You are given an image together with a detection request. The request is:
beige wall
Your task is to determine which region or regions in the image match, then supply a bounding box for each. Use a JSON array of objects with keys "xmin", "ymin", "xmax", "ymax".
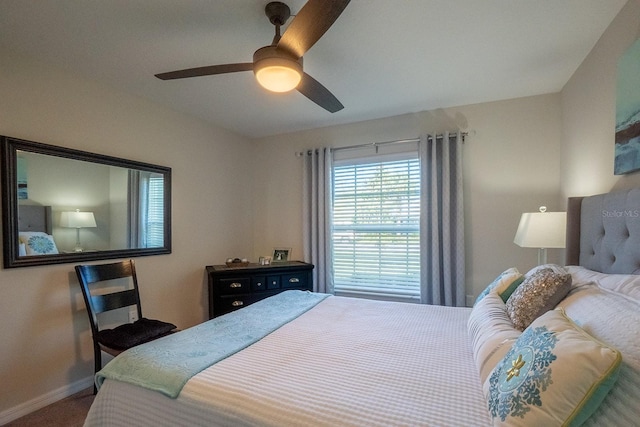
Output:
[
  {"xmin": 561, "ymin": 0, "xmax": 640, "ymax": 199},
  {"xmin": 0, "ymin": 50, "xmax": 253, "ymax": 420},
  {"xmin": 252, "ymin": 93, "xmax": 564, "ymax": 303}
]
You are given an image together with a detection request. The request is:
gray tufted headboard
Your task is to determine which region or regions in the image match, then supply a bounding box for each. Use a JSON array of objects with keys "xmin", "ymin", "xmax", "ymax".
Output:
[
  {"xmin": 565, "ymin": 189, "xmax": 640, "ymax": 274},
  {"xmin": 17, "ymin": 205, "xmax": 53, "ymax": 234}
]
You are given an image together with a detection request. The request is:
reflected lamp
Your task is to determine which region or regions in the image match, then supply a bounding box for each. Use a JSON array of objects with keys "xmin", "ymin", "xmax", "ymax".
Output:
[{"xmin": 60, "ymin": 209, "xmax": 96, "ymax": 252}]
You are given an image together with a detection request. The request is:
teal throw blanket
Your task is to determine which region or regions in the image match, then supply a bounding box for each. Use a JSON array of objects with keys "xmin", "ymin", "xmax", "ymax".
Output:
[{"xmin": 96, "ymin": 290, "xmax": 329, "ymax": 398}]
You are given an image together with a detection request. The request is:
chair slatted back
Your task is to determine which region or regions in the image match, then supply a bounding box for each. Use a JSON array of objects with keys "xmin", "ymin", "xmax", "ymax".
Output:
[
  {"xmin": 90, "ymin": 289, "xmax": 139, "ymax": 314},
  {"xmin": 75, "ymin": 260, "xmax": 143, "ymax": 336}
]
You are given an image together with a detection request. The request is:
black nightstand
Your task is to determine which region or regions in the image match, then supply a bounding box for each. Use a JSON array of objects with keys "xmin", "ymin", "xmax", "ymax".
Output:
[{"xmin": 206, "ymin": 261, "xmax": 314, "ymax": 318}]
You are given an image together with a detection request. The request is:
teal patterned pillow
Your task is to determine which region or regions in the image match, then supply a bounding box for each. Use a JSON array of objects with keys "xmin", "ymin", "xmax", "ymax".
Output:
[
  {"xmin": 475, "ymin": 268, "xmax": 524, "ymax": 306},
  {"xmin": 484, "ymin": 309, "xmax": 621, "ymax": 426},
  {"xmin": 19, "ymin": 232, "xmax": 59, "ymax": 255}
]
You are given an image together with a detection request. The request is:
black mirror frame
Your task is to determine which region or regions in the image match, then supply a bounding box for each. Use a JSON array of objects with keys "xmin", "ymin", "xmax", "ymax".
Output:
[{"xmin": 1, "ymin": 136, "xmax": 172, "ymax": 268}]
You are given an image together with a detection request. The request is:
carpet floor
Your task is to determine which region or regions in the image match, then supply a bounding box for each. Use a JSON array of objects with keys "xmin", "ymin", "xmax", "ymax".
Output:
[{"xmin": 6, "ymin": 388, "xmax": 94, "ymax": 427}]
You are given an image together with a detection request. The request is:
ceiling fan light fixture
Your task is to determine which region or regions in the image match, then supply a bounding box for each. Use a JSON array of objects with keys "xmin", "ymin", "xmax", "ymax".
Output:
[
  {"xmin": 155, "ymin": 0, "xmax": 349, "ymax": 112},
  {"xmin": 253, "ymin": 47, "xmax": 303, "ymax": 92}
]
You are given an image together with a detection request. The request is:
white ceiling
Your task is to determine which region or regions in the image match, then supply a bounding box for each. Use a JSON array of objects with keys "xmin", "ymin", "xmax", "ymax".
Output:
[{"xmin": 0, "ymin": 1, "xmax": 627, "ymax": 139}]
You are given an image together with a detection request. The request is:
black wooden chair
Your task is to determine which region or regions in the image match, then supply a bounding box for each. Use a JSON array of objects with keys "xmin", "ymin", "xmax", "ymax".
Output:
[{"xmin": 75, "ymin": 259, "xmax": 177, "ymax": 393}]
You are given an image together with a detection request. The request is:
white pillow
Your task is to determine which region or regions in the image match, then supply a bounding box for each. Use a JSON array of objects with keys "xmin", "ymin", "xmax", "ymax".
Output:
[
  {"xmin": 556, "ymin": 279, "xmax": 640, "ymax": 425},
  {"xmin": 565, "ymin": 265, "xmax": 640, "ymax": 300},
  {"xmin": 484, "ymin": 308, "xmax": 621, "ymax": 426},
  {"xmin": 468, "ymin": 292, "xmax": 521, "ymax": 383},
  {"xmin": 19, "ymin": 232, "xmax": 59, "ymax": 255}
]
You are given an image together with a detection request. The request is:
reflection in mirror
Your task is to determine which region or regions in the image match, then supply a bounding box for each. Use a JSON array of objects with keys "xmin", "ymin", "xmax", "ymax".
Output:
[{"xmin": 2, "ymin": 136, "xmax": 171, "ymax": 268}]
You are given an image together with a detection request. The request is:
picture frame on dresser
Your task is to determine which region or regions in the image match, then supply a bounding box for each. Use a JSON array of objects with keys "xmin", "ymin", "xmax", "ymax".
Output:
[{"xmin": 272, "ymin": 247, "xmax": 291, "ymax": 262}]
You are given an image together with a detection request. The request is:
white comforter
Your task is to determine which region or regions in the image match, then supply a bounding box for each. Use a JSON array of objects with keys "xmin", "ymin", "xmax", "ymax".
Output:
[{"xmin": 85, "ymin": 295, "xmax": 490, "ymax": 426}]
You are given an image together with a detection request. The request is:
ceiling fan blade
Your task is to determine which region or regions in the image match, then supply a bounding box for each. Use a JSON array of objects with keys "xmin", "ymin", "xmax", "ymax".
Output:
[
  {"xmin": 278, "ymin": 0, "xmax": 350, "ymax": 58},
  {"xmin": 297, "ymin": 73, "xmax": 343, "ymax": 113},
  {"xmin": 155, "ymin": 63, "xmax": 253, "ymax": 80}
]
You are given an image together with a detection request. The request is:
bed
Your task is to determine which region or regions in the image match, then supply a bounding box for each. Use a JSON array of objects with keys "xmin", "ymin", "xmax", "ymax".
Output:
[{"xmin": 84, "ymin": 189, "xmax": 640, "ymax": 426}]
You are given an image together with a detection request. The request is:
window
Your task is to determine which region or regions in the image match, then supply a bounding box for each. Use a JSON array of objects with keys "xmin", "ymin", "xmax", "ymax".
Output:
[
  {"xmin": 145, "ymin": 174, "xmax": 164, "ymax": 247},
  {"xmin": 332, "ymin": 153, "xmax": 420, "ymax": 302},
  {"xmin": 128, "ymin": 171, "xmax": 164, "ymax": 248}
]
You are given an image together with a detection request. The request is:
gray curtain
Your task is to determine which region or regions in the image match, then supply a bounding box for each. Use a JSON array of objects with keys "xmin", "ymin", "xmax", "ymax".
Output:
[
  {"xmin": 419, "ymin": 132, "xmax": 465, "ymax": 306},
  {"xmin": 302, "ymin": 148, "xmax": 334, "ymax": 294}
]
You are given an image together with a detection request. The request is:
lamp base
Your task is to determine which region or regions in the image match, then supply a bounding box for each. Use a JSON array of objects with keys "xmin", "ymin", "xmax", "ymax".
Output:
[
  {"xmin": 538, "ymin": 248, "xmax": 548, "ymax": 265},
  {"xmin": 73, "ymin": 228, "xmax": 84, "ymax": 252}
]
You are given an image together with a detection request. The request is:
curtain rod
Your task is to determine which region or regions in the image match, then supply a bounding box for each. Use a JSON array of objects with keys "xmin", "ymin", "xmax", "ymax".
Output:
[
  {"xmin": 331, "ymin": 137, "xmax": 420, "ymax": 153},
  {"xmin": 296, "ymin": 132, "xmax": 468, "ymax": 157},
  {"xmin": 334, "ymin": 132, "xmax": 468, "ymax": 153}
]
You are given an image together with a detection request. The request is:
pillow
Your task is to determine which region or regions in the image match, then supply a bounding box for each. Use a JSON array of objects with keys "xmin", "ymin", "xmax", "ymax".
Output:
[
  {"xmin": 97, "ymin": 318, "xmax": 177, "ymax": 350},
  {"xmin": 19, "ymin": 232, "xmax": 59, "ymax": 255},
  {"xmin": 484, "ymin": 308, "xmax": 621, "ymax": 426},
  {"xmin": 524, "ymin": 263, "xmax": 569, "ymax": 277},
  {"xmin": 506, "ymin": 267, "xmax": 571, "ymax": 330},
  {"xmin": 555, "ymin": 279, "xmax": 640, "ymax": 425},
  {"xmin": 566, "ymin": 265, "xmax": 640, "ymax": 300},
  {"xmin": 18, "ymin": 231, "xmax": 47, "ymax": 239},
  {"xmin": 468, "ymin": 292, "xmax": 521, "ymax": 383},
  {"xmin": 475, "ymin": 268, "xmax": 524, "ymax": 305}
]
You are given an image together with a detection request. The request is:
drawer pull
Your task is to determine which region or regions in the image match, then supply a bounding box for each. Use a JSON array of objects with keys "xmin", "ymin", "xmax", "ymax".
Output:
[
  {"xmin": 230, "ymin": 282, "xmax": 243, "ymax": 288},
  {"xmin": 289, "ymin": 277, "xmax": 300, "ymax": 283},
  {"xmin": 232, "ymin": 300, "xmax": 244, "ymax": 307}
]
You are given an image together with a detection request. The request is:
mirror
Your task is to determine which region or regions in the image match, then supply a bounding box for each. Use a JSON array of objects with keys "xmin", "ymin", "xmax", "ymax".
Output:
[{"xmin": 2, "ymin": 136, "xmax": 171, "ymax": 268}]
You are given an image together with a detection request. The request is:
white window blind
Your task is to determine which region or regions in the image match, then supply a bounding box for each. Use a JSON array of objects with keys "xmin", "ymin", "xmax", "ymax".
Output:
[
  {"xmin": 146, "ymin": 174, "xmax": 164, "ymax": 247},
  {"xmin": 332, "ymin": 154, "xmax": 420, "ymax": 301}
]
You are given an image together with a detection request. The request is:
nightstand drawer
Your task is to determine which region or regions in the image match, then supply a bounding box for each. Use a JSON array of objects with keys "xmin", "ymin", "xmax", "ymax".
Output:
[
  {"xmin": 282, "ymin": 273, "xmax": 308, "ymax": 288},
  {"xmin": 218, "ymin": 277, "xmax": 250, "ymax": 294}
]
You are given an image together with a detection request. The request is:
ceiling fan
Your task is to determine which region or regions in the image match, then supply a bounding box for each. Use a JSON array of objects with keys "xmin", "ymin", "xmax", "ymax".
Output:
[{"xmin": 155, "ymin": 0, "xmax": 350, "ymax": 113}]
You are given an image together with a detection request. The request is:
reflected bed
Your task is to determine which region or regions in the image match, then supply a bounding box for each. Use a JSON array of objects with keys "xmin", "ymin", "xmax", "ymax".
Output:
[{"xmin": 17, "ymin": 205, "xmax": 59, "ymax": 256}]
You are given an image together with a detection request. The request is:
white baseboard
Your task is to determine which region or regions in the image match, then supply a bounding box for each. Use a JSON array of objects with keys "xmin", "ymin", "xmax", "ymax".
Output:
[{"xmin": 0, "ymin": 376, "xmax": 94, "ymax": 425}]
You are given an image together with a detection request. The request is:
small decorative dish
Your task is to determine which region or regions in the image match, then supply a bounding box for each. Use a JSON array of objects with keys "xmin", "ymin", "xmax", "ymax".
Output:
[{"xmin": 226, "ymin": 258, "xmax": 250, "ymax": 268}]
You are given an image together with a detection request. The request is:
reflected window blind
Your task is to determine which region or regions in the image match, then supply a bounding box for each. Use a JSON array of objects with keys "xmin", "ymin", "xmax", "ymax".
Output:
[
  {"xmin": 332, "ymin": 155, "xmax": 420, "ymax": 300},
  {"xmin": 146, "ymin": 174, "xmax": 164, "ymax": 247}
]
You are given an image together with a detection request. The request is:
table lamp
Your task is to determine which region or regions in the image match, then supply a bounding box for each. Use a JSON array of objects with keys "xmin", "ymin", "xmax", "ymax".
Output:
[
  {"xmin": 60, "ymin": 209, "xmax": 96, "ymax": 252},
  {"xmin": 514, "ymin": 206, "xmax": 566, "ymax": 265}
]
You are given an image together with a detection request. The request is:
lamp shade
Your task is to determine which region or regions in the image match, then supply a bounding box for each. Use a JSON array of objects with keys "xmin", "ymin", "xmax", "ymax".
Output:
[
  {"xmin": 514, "ymin": 209, "xmax": 566, "ymax": 249},
  {"xmin": 60, "ymin": 210, "xmax": 96, "ymax": 228}
]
